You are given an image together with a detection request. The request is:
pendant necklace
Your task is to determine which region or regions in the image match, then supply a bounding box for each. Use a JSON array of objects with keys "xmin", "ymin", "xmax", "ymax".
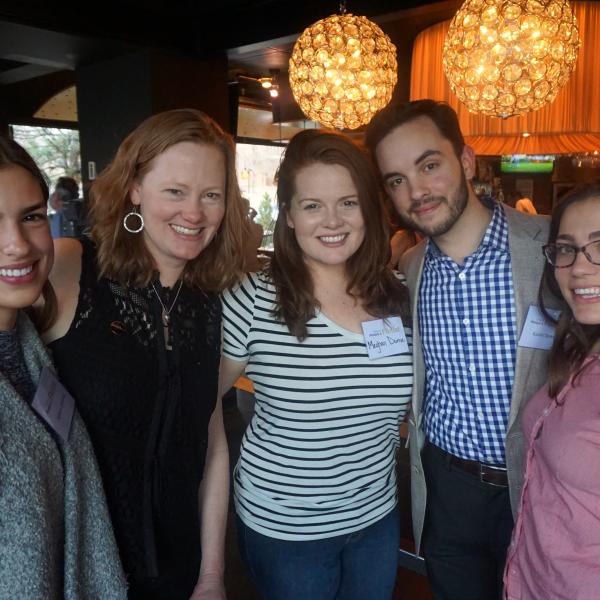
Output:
[{"xmin": 151, "ymin": 279, "xmax": 183, "ymax": 349}]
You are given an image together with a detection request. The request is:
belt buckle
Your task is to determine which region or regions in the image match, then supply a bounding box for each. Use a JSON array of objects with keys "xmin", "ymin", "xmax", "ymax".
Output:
[{"xmin": 479, "ymin": 463, "xmax": 508, "ymax": 488}]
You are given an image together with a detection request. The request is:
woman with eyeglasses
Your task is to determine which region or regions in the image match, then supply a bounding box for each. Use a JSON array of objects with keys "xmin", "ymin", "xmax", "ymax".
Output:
[{"xmin": 504, "ymin": 183, "xmax": 600, "ymax": 600}]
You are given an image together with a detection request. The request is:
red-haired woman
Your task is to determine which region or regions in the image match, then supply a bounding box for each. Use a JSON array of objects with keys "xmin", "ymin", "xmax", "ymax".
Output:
[
  {"xmin": 44, "ymin": 109, "xmax": 248, "ymax": 599},
  {"xmin": 220, "ymin": 129, "xmax": 413, "ymax": 600}
]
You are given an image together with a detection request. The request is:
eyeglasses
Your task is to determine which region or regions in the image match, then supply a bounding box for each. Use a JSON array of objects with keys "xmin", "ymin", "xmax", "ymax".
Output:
[{"xmin": 543, "ymin": 240, "xmax": 600, "ymax": 268}]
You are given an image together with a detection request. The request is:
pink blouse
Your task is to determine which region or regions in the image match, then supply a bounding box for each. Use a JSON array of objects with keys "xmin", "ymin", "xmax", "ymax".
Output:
[{"xmin": 504, "ymin": 355, "xmax": 600, "ymax": 600}]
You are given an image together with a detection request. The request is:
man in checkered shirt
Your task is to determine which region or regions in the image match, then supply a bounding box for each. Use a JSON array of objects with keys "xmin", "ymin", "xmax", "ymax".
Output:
[{"xmin": 367, "ymin": 100, "xmax": 554, "ymax": 600}]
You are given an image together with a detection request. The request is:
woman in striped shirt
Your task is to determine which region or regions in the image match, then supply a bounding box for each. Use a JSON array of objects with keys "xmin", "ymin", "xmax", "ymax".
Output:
[{"xmin": 221, "ymin": 129, "xmax": 413, "ymax": 600}]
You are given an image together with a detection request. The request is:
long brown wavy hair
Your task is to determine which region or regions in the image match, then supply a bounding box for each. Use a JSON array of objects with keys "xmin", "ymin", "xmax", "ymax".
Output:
[
  {"xmin": 88, "ymin": 108, "xmax": 248, "ymax": 292},
  {"xmin": 270, "ymin": 129, "xmax": 410, "ymax": 340},
  {"xmin": 539, "ymin": 183, "xmax": 600, "ymax": 399},
  {"xmin": 0, "ymin": 136, "xmax": 57, "ymax": 332}
]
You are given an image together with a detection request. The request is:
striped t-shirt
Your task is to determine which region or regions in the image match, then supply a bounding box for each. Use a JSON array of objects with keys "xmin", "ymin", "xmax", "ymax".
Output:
[{"xmin": 221, "ymin": 271, "xmax": 413, "ymax": 540}]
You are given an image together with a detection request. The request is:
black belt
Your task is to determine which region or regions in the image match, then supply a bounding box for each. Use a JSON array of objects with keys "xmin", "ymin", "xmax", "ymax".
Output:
[{"xmin": 430, "ymin": 444, "xmax": 509, "ymax": 488}]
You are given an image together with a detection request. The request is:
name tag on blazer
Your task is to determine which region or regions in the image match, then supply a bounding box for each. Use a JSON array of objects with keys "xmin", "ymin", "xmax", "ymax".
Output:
[{"xmin": 517, "ymin": 305, "xmax": 561, "ymax": 351}]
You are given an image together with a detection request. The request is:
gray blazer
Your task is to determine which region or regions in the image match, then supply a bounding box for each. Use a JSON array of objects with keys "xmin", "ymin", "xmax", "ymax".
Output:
[
  {"xmin": 0, "ymin": 313, "xmax": 127, "ymax": 599},
  {"xmin": 403, "ymin": 205, "xmax": 555, "ymax": 555}
]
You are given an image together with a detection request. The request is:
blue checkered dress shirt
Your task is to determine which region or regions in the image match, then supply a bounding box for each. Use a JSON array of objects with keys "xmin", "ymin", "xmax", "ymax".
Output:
[{"xmin": 419, "ymin": 201, "xmax": 516, "ymax": 465}]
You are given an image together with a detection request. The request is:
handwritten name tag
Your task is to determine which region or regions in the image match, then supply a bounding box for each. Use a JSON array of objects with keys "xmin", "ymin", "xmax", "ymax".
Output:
[
  {"xmin": 517, "ymin": 305, "xmax": 561, "ymax": 351},
  {"xmin": 362, "ymin": 316, "xmax": 409, "ymax": 360},
  {"xmin": 32, "ymin": 367, "xmax": 75, "ymax": 442}
]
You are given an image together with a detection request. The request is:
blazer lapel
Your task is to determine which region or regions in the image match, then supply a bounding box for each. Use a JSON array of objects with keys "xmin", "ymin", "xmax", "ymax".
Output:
[
  {"xmin": 505, "ymin": 208, "xmax": 550, "ymax": 427},
  {"xmin": 402, "ymin": 241, "xmax": 427, "ymax": 420}
]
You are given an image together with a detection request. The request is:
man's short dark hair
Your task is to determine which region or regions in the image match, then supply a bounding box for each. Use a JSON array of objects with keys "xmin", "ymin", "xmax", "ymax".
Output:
[
  {"xmin": 55, "ymin": 176, "xmax": 79, "ymax": 200},
  {"xmin": 365, "ymin": 99, "xmax": 466, "ymax": 160}
]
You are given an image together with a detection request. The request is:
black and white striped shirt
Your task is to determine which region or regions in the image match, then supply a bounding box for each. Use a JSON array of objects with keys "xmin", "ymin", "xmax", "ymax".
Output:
[{"xmin": 222, "ymin": 271, "xmax": 413, "ymax": 540}]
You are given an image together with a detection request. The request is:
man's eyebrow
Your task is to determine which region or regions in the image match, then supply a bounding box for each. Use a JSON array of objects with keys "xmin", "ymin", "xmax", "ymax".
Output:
[
  {"xmin": 382, "ymin": 170, "xmax": 402, "ymax": 182},
  {"xmin": 381, "ymin": 150, "xmax": 443, "ymax": 182},
  {"xmin": 414, "ymin": 150, "xmax": 442, "ymax": 165}
]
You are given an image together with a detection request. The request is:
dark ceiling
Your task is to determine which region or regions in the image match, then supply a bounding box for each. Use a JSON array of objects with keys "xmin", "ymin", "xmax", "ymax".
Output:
[
  {"xmin": 0, "ymin": 1, "xmax": 444, "ymax": 58},
  {"xmin": 0, "ymin": 0, "xmax": 462, "ymax": 124},
  {"xmin": 0, "ymin": 0, "xmax": 464, "ymax": 76}
]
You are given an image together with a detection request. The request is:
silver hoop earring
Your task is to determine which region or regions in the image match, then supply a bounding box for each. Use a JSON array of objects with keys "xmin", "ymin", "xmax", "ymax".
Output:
[{"xmin": 123, "ymin": 207, "xmax": 144, "ymax": 233}]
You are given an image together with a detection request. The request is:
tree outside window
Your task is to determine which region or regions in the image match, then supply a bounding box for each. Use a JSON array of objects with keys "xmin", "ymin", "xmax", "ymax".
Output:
[{"xmin": 11, "ymin": 125, "xmax": 81, "ymax": 186}]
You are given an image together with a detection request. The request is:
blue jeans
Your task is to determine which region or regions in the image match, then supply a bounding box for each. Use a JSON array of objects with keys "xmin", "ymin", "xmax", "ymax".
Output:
[{"xmin": 236, "ymin": 507, "xmax": 400, "ymax": 600}]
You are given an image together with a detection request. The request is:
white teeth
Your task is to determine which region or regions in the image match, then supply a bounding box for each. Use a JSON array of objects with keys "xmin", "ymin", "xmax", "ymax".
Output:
[
  {"xmin": 171, "ymin": 224, "xmax": 201, "ymax": 235},
  {"xmin": 574, "ymin": 287, "xmax": 600, "ymax": 297},
  {"xmin": 320, "ymin": 234, "xmax": 346, "ymax": 243},
  {"xmin": 0, "ymin": 265, "xmax": 33, "ymax": 277}
]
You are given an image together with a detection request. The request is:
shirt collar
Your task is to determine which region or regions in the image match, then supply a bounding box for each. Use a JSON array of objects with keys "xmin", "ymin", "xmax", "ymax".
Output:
[{"xmin": 425, "ymin": 198, "xmax": 509, "ymax": 260}]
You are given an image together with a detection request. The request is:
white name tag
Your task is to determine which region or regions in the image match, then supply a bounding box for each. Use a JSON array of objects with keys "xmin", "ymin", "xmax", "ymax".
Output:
[
  {"xmin": 362, "ymin": 316, "xmax": 409, "ymax": 360},
  {"xmin": 32, "ymin": 367, "xmax": 75, "ymax": 442},
  {"xmin": 517, "ymin": 305, "xmax": 561, "ymax": 351}
]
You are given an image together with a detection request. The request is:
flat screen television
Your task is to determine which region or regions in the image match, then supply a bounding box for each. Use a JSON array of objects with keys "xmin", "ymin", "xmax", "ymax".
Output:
[{"xmin": 501, "ymin": 154, "xmax": 555, "ymax": 173}]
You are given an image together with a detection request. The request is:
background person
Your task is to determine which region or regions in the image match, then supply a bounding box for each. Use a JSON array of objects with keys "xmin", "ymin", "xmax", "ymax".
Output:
[
  {"xmin": 49, "ymin": 175, "xmax": 79, "ymax": 238},
  {"xmin": 43, "ymin": 109, "xmax": 248, "ymax": 600},
  {"xmin": 220, "ymin": 129, "xmax": 413, "ymax": 600},
  {"xmin": 504, "ymin": 183, "xmax": 600, "ymax": 599},
  {"xmin": 243, "ymin": 198, "xmax": 265, "ymax": 272},
  {"xmin": 366, "ymin": 99, "xmax": 556, "ymax": 600},
  {"xmin": 0, "ymin": 137, "xmax": 126, "ymax": 599}
]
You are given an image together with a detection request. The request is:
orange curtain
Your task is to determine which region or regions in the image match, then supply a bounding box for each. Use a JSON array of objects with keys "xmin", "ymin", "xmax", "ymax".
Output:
[{"xmin": 410, "ymin": 1, "xmax": 600, "ymax": 155}]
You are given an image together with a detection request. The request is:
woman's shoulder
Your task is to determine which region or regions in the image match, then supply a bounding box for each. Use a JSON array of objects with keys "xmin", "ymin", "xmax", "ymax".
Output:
[
  {"xmin": 221, "ymin": 270, "xmax": 277, "ymax": 323},
  {"xmin": 226, "ymin": 269, "xmax": 274, "ymax": 297},
  {"xmin": 43, "ymin": 238, "xmax": 85, "ymax": 344}
]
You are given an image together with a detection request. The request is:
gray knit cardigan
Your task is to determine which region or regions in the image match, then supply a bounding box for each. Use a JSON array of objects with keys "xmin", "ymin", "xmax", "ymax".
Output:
[{"xmin": 0, "ymin": 313, "xmax": 128, "ymax": 599}]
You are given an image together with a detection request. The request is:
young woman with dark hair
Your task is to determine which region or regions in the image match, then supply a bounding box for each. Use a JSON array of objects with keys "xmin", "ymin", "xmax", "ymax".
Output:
[
  {"xmin": 504, "ymin": 183, "xmax": 600, "ymax": 599},
  {"xmin": 0, "ymin": 137, "xmax": 126, "ymax": 598},
  {"xmin": 220, "ymin": 129, "xmax": 412, "ymax": 600},
  {"xmin": 43, "ymin": 109, "xmax": 248, "ymax": 599}
]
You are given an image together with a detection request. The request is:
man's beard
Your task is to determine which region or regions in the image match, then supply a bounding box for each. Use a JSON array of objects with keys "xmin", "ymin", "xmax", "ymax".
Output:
[{"xmin": 401, "ymin": 171, "xmax": 469, "ymax": 238}]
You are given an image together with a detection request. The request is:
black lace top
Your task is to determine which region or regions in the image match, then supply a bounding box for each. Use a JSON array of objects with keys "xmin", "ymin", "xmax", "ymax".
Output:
[{"xmin": 48, "ymin": 239, "xmax": 221, "ymax": 584}]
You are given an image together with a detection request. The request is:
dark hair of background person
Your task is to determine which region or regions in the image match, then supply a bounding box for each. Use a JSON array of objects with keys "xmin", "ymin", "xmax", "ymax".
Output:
[
  {"xmin": 539, "ymin": 182, "xmax": 600, "ymax": 399},
  {"xmin": 54, "ymin": 176, "xmax": 79, "ymax": 201},
  {"xmin": 0, "ymin": 136, "xmax": 57, "ymax": 331},
  {"xmin": 269, "ymin": 129, "xmax": 411, "ymax": 340},
  {"xmin": 88, "ymin": 108, "xmax": 249, "ymax": 292},
  {"xmin": 365, "ymin": 99, "xmax": 466, "ymax": 160}
]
